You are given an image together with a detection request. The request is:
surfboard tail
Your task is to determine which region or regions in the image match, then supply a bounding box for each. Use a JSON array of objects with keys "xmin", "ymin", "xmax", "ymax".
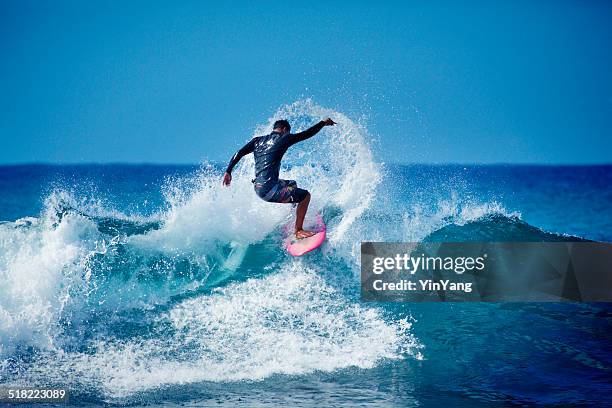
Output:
[
  {"xmin": 285, "ymin": 214, "xmax": 326, "ymax": 256},
  {"xmin": 286, "ymin": 229, "xmax": 326, "ymax": 256}
]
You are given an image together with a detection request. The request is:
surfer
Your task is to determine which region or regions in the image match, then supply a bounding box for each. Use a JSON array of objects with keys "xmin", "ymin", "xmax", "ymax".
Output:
[{"xmin": 223, "ymin": 118, "xmax": 336, "ymax": 239}]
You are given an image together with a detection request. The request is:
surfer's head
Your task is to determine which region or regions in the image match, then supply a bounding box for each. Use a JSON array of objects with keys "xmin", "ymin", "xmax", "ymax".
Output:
[{"xmin": 272, "ymin": 119, "xmax": 291, "ymax": 134}]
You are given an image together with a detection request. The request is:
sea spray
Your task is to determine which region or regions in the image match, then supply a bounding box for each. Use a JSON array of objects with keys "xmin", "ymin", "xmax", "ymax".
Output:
[
  {"xmin": 0, "ymin": 100, "xmax": 424, "ymax": 400},
  {"xmin": 135, "ymin": 99, "xmax": 382, "ymax": 257},
  {"xmin": 0, "ymin": 101, "xmax": 550, "ymax": 402}
]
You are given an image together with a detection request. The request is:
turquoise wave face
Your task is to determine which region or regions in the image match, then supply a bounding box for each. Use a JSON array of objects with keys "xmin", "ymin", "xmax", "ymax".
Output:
[{"xmin": 0, "ymin": 102, "xmax": 611, "ymax": 406}]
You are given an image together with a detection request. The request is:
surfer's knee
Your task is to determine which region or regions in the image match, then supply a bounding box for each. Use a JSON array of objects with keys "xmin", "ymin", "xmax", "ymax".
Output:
[{"xmin": 293, "ymin": 189, "xmax": 309, "ymax": 205}]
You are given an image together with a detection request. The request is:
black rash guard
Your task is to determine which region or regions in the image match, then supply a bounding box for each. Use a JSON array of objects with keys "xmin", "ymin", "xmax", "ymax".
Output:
[{"xmin": 225, "ymin": 121, "xmax": 325, "ymax": 194}]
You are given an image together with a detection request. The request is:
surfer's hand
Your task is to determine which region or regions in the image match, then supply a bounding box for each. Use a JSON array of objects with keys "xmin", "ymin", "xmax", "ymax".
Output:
[
  {"xmin": 222, "ymin": 172, "xmax": 232, "ymax": 186},
  {"xmin": 322, "ymin": 118, "xmax": 336, "ymax": 126}
]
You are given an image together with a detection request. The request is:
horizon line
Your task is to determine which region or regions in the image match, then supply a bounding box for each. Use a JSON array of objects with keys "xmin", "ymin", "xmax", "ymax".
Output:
[{"xmin": 0, "ymin": 161, "xmax": 611, "ymax": 167}]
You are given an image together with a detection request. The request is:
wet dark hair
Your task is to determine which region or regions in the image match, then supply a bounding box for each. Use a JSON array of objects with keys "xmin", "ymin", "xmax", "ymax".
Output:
[{"xmin": 272, "ymin": 119, "xmax": 291, "ymax": 131}]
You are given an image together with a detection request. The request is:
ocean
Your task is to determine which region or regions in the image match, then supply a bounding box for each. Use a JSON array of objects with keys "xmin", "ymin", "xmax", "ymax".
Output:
[{"xmin": 1, "ymin": 102, "xmax": 611, "ymax": 406}]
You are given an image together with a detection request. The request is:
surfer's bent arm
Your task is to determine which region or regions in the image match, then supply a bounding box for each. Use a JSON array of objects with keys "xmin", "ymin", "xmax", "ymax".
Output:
[
  {"xmin": 290, "ymin": 118, "xmax": 336, "ymax": 146},
  {"xmin": 223, "ymin": 138, "xmax": 256, "ymax": 186}
]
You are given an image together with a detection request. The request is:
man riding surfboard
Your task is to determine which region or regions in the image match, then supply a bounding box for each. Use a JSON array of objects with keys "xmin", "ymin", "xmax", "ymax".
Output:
[{"xmin": 222, "ymin": 118, "xmax": 336, "ymax": 239}]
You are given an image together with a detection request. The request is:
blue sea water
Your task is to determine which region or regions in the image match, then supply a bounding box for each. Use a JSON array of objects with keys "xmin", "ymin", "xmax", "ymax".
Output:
[{"xmin": 0, "ymin": 102, "xmax": 611, "ymax": 406}]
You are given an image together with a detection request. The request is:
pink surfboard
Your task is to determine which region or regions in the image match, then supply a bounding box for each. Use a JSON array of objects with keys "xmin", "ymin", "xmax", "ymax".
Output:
[{"xmin": 285, "ymin": 216, "xmax": 326, "ymax": 256}]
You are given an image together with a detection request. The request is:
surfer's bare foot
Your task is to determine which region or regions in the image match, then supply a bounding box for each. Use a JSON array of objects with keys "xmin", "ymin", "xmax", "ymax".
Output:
[{"xmin": 295, "ymin": 229, "xmax": 316, "ymax": 239}]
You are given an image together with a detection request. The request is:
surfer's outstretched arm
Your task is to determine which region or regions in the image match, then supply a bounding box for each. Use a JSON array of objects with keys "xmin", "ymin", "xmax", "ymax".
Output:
[
  {"xmin": 290, "ymin": 118, "xmax": 336, "ymax": 146},
  {"xmin": 223, "ymin": 138, "xmax": 256, "ymax": 186}
]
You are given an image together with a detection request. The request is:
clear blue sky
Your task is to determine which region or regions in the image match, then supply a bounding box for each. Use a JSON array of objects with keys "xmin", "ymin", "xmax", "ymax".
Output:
[{"xmin": 1, "ymin": 0, "xmax": 611, "ymax": 164}]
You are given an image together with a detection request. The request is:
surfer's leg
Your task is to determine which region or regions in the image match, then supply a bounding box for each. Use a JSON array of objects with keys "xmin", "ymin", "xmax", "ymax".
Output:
[
  {"xmin": 295, "ymin": 192, "xmax": 315, "ymax": 239},
  {"xmin": 258, "ymin": 180, "xmax": 315, "ymax": 238}
]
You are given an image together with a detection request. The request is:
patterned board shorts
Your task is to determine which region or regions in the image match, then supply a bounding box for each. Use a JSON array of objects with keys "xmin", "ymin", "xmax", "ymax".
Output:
[{"xmin": 255, "ymin": 179, "xmax": 309, "ymax": 204}]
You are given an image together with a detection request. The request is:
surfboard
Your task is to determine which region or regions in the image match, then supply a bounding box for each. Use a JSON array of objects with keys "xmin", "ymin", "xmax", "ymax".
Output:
[{"xmin": 285, "ymin": 216, "xmax": 326, "ymax": 256}]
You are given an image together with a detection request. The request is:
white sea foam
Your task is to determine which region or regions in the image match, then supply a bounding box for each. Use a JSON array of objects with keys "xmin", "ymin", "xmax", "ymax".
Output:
[
  {"xmin": 401, "ymin": 197, "xmax": 522, "ymax": 242},
  {"xmin": 0, "ymin": 210, "xmax": 101, "ymax": 355},
  {"xmin": 21, "ymin": 264, "xmax": 422, "ymax": 398}
]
